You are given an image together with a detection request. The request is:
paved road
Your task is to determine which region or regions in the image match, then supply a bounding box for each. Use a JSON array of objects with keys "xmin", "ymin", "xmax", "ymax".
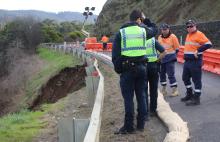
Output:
[
  {"xmin": 100, "ymin": 51, "xmax": 220, "ymax": 141},
  {"xmin": 164, "ymin": 63, "xmax": 220, "ymax": 142}
]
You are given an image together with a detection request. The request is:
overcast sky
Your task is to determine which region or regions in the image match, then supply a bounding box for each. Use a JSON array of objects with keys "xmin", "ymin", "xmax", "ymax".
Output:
[{"xmin": 0, "ymin": 0, "xmax": 107, "ymax": 15}]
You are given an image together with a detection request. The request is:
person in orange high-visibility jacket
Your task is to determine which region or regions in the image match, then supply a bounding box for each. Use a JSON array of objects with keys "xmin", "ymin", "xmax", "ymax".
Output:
[
  {"xmin": 181, "ymin": 20, "xmax": 212, "ymax": 106},
  {"xmin": 101, "ymin": 35, "xmax": 109, "ymax": 50},
  {"xmin": 158, "ymin": 23, "xmax": 180, "ymax": 97}
]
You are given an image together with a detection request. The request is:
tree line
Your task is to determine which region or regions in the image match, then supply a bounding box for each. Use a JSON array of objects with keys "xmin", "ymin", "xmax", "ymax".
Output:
[{"xmin": 0, "ymin": 17, "xmax": 93, "ymax": 77}]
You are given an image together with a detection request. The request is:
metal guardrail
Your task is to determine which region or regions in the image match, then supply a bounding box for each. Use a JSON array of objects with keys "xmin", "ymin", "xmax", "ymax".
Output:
[{"xmin": 42, "ymin": 43, "xmax": 105, "ymax": 142}]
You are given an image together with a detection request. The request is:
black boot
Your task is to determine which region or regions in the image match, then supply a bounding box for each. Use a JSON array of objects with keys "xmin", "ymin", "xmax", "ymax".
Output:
[
  {"xmin": 144, "ymin": 115, "xmax": 149, "ymax": 121},
  {"xmin": 181, "ymin": 88, "xmax": 193, "ymax": 102},
  {"xmin": 136, "ymin": 115, "xmax": 145, "ymax": 132},
  {"xmin": 136, "ymin": 122, "xmax": 145, "ymax": 132},
  {"xmin": 114, "ymin": 115, "xmax": 135, "ymax": 134},
  {"xmin": 150, "ymin": 111, "xmax": 158, "ymax": 117},
  {"xmin": 185, "ymin": 95, "xmax": 200, "ymax": 106},
  {"xmin": 114, "ymin": 126, "xmax": 135, "ymax": 134}
]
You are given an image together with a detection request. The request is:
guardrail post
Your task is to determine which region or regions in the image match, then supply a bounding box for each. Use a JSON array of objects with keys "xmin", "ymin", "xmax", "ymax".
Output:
[
  {"xmin": 82, "ymin": 53, "xmax": 86, "ymax": 63},
  {"xmin": 63, "ymin": 42, "xmax": 66, "ymax": 53},
  {"xmin": 85, "ymin": 57, "xmax": 94, "ymax": 66},
  {"xmin": 85, "ymin": 65, "xmax": 99, "ymax": 107},
  {"xmin": 58, "ymin": 118, "xmax": 90, "ymax": 142},
  {"xmin": 58, "ymin": 118, "xmax": 74, "ymax": 142},
  {"xmin": 73, "ymin": 49, "xmax": 76, "ymax": 56},
  {"xmin": 85, "ymin": 65, "xmax": 95, "ymax": 76},
  {"xmin": 73, "ymin": 118, "xmax": 90, "ymax": 142},
  {"xmin": 59, "ymin": 45, "xmax": 62, "ymax": 52},
  {"xmin": 77, "ymin": 50, "xmax": 82, "ymax": 58},
  {"xmin": 85, "ymin": 76, "xmax": 99, "ymax": 107},
  {"xmin": 52, "ymin": 44, "xmax": 55, "ymax": 51},
  {"xmin": 55, "ymin": 45, "xmax": 58, "ymax": 51}
]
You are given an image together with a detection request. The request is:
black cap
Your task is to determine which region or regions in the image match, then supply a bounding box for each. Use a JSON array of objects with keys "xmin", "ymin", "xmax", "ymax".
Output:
[
  {"xmin": 186, "ymin": 19, "xmax": 196, "ymax": 25},
  {"xmin": 160, "ymin": 23, "xmax": 170, "ymax": 29}
]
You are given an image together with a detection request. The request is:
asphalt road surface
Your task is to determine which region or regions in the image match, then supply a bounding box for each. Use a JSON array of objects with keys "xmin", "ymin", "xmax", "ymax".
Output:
[
  {"xmin": 102, "ymin": 51, "xmax": 220, "ymax": 142},
  {"xmin": 164, "ymin": 63, "xmax": 220, "ymax": 142}
]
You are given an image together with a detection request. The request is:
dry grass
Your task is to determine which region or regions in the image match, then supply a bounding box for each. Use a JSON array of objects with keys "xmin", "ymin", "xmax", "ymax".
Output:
[
  {"xmin": 0, "ymin": 48, "xmax": 44, "ymax": 94},
  {"xmin": 0, "ymin": 48, "xmax": 45, "ymax": 115}
]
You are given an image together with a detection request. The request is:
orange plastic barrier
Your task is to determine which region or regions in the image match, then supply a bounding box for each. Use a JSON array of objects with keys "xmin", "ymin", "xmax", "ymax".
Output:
[
  {"xmin": 85, "ymin": 43, "xmax": 102, "ymax": 51},
  {"xmin": 84, "ymin": 37, "xmax": 113, "ymax": 52},
  {"xmin": 85, "ymin": 37, "xmax": 97, "ymax": 43},
  {"xmin": 177, "ymin": 46, "xmax": 220, "ymax": 75},
  {"xmin": 106, "ymin": 43, "xmax": 113, "ymax": 51},
  {"xmin": 202, "ymin": 49, "xmax": 220, "ymax": 75},
  {"xmin": 85, "ymin": 37, "xmax": 99, "ymax": 51}
]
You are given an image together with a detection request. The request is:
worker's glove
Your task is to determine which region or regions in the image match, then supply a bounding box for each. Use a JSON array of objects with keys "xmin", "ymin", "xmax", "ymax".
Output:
[{"xmin": 143, "ymin": 18, "xmax": 152, "ymax": 26}]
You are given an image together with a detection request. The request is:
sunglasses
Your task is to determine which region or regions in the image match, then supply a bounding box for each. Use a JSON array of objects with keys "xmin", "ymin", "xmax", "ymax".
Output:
[{"xmin": 187, "ymin": 25, "xmax": 194, "ymax": 28}]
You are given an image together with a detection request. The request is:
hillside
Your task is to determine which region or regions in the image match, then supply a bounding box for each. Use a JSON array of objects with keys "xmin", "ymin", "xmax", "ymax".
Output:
[
  {"xmin": 0, "ymin": 9, "xmax": 97, "ymax": 24},
  {"xmin": 94, "ymin": 0, "xmax": 220, "ymax": 37}
]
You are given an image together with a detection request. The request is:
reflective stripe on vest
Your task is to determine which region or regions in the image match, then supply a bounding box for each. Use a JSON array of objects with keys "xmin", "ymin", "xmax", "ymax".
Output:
[
  {"xmin": 185, "ymin": 41, "xmax": 201, "ymax": 46},
  {"xmin": 120, "ymin": 26, "xmax": 147, "ymax": 57},
  {"xmin": 184, "ymin": 41, "xmax": 201, "ymax": 55},
  {"xmin": 166, "ymin": 51, "xmax": 176, "ymax": 54},
  {"xmin": 146, "ymin": 37, "xmax": 158, "ymax": 62},
  {"xmin": 162, "ymin": 43, "xmax": 173, "ymax": 49}
]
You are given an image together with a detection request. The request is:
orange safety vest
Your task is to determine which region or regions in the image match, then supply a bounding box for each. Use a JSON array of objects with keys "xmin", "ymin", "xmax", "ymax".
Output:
[
  {"xmin": 101, "ymin": 36, "xmax": 109, "ymax": 43},
  {"xmin": 158, "ymin": 34, "xmax": 179, "ymax": 54},
  {"xmin": 184, "ymin": 30, "xmax": 211, "ymax": 55}
]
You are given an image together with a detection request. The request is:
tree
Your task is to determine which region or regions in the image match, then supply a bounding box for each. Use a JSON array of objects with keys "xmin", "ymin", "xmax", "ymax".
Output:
[
  {"xmin": 1, "ymin": 17, "xmax": 43, "ymax": 53},
  {"xmin": 68, "ymin": 31, "xmax": 85, "ymax": 41},
  {"xmin": 42, "ymin": 25, "xmax": 63, "ymax": 43},
  {"xmin": 0, "ymin": 17, "xmax": 43, "ymax": 77}
]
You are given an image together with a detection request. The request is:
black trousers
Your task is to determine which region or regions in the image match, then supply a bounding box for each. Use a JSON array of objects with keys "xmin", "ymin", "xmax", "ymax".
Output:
[
  {"xmin": 146, "ymin": 62, "xmax": 159, "ymax": 112},
  {"xmin": 103, "ymin": 42, "xmax": 107, "ymax": 50},
  {"xmin": 120, "ymin": 64, "xmax": 147, "ymax": 129}
]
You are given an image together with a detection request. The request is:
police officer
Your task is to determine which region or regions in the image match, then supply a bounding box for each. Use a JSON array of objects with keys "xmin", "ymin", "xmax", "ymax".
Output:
[
  {"xmin": 145, "ymin": 37, "xmax": 165, "ymax": 117},
  {"xmin": 158, "ymin": 23, "xmax": 180, "ymax": 97},
  {"xmin": 181, "ymin": 20, "xmax": 212, "ymax": 106},
  {"xmin": 112, "ymin": 10, "xmax": 157, "ymax": 134}
]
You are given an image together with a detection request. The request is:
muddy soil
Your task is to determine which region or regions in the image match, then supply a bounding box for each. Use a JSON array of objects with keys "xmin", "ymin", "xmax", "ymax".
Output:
[
  {"xmin": 32, "ymin": 87, "xmax": 92, "ymax": 142},
  {"xmin": 32, "ymin": 65, "xmax": 90, "ymax": 142},
  {"xmin": 29, "ymin": 65, "xmax": 86, "ymax": 110}
]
